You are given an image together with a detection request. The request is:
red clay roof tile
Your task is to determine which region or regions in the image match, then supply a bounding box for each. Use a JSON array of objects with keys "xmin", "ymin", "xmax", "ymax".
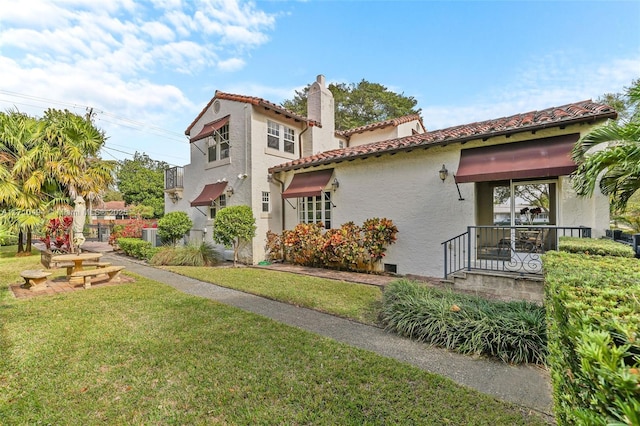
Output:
[
  {"xmin": 185, "ymin": 91, "xmax": 316, "ymax": 135},
  {"xmin": 269, "ymin": 100, "xmax": 617, "ymax": 173},
  {"xmin": 337, "ymin": 114, "xmax": 426, "ymax": 137}
]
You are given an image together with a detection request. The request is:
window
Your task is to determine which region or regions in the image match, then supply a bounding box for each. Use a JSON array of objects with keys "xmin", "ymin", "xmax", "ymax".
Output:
[
  {"xmin": 208, "ymin": 123, "xmax": 230, "ymax": 162},
  {"xmin": 267, "ymin": 120, "xmax": 295, "ymax": 154},
  {"xmin": 298, "ymin": 191, "xmax": 331, "ymax": 229},
  {"xmin": 284, "ymin": 127, "xmax": 295, "ymax": 153},
  {"xmin": 209, "ymin": 194, "xmax": 227, "ymax": 219},
  {"xmin": 267, "ymin": 121, "xmax": 279, "ymax": 150},
  {"xmin": 261, "ymin": 191, "xmax": 270, "ymax": 213}
]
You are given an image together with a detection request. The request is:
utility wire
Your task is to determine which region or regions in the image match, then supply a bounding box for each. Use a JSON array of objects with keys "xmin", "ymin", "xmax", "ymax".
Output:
[{"xmin": 0, "ymin": 90, "xmax": 188, "ymax": 142}]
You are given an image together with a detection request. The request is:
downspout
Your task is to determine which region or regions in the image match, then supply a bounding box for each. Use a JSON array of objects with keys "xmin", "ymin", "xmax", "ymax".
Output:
[
  {"xmin": 271, "ymin": 172, "xmax": 286, "ymax": 231},
  {"xmin": 298, "ymin": 123, "xmax": 310, "ymax": 158},
  {"xmin": 244, "ymin": 104, "xmax": 250, "ymax": 177}
]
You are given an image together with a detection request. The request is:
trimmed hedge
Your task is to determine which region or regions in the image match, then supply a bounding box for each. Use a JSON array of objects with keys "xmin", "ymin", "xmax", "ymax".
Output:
[
  {"xmin": 381, "ymin": 280, "xmax": 547, "ymax": 364},
  {"xmin": 543, "ymin": 251, "xmax": 640, "ymax": 425},
  {"xmin": 117, "ymin": 237, "xmax": 157, "ymax": 261},
  {"xmin": 559, "ymin": 236, "xmax": 635, "ymax": 257}
]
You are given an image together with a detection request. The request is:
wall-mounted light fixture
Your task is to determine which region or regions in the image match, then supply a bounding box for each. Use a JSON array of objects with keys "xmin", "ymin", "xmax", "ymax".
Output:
[
  {"xmin": 439, "ymin": 164, "xmax": 449, "ymax": 182},
  {"xmin": 225, "ymin": 186, "xmax": 234, "ymax": 197},
  {"xmin": 331, "ymin": 177, "xmax": 340, "ymax": 191},
  {"xmin": 168, "ymin": 192, "xmax": 181, "ymax": 203}
]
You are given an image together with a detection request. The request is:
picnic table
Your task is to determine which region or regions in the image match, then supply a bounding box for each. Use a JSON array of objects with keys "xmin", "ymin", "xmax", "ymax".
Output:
[{"xmin": 51, "ymin": 253, "xmax": 104, "ymax": 274}]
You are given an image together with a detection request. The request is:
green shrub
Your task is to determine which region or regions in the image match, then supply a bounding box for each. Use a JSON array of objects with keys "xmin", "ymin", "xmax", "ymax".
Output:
[
  {"xmin": 157, "ymin": 212, "xmax": 192, "ymax": 245},
  {"xmin": 381, "ymin": 279, "xmax": 547, "ymax": 364},
  {"xmin": 150, "ymin": 242, "xmax": 219, "ymax": 266},
  {"xmin": 0, "ymin": 232, "xmax": 18, "ymax": 246},
  {"xmin": 543, "ymin": 251, "xmax": 640, "ymax": 425},
  {"xmin": 559, "ymin": 236, "xmax": 634, "ymax": 257},
  {"xmin": 212, "ymin": 205, "xmax": 256, "ymax": 266},
  {"xmin": 117, "ymin": 237, "xmax": 154, "ymax": 260}
]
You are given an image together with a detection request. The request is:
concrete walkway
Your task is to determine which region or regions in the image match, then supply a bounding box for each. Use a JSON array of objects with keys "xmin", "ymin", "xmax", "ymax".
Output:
[{"xmin": 99, "ymin": 250, "xmax": 554, "ymax": 420}]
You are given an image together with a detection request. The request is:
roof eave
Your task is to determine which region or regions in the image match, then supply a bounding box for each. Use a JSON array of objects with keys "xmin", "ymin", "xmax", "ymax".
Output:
[{"xmin": 269, "ymin": 112, "xmax": 617, "ymax": 174}]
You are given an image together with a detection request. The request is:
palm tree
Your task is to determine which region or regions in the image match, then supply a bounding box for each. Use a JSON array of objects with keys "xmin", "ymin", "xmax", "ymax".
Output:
[
  {"xmin": 0, "ymin": 110, "xmax": 43, "ymax": 253},
  {"xmin": 0, "ymin": 109, "xmax": 116, "ymax": 254},
  {"xmin": 572, "ymin": 80, "xmax": 640, "ymax": 211}
]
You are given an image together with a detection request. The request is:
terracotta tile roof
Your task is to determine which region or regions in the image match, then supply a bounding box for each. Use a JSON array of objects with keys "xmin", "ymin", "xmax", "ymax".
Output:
[
  {"xmin": 185, "ymin": 90, "xmax": 317, "ymax": 135},
  {"xmin": 269, "ymin": 100, "xmax": 617, "ymax": 173},
  {"xmin": 337, "ymin": 114, "xmax": 426, "ymax": 137},
  {"xmin": 94, "ymin": 200, "xmax": 127, "ymax": 210}
]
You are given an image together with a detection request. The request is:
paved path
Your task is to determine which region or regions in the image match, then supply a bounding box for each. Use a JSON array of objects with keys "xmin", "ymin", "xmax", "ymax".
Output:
[{"xmin": 102, "ymin": 252, "xmax": 554, "ymax": 420}]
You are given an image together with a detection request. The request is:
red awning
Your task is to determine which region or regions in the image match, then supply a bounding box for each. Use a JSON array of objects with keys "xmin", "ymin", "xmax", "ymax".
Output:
[
  {"xmin": 282, "ymin": 169, "xmax": 334, "ymax": 198},
  {"xmin": 191, "ymin": 115, "xmax": 230, "ymax": 142},
  {"xmin": 190, "ymin": 182, "xmax": 227, "ymax": 207},
  {"xmin": 455, "ymin": 134, "xmax": 580, "ymax": 183}
]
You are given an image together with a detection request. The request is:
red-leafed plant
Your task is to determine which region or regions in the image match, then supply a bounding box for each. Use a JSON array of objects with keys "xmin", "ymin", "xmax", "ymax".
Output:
[
  {"xmin": 267, "ymin": 218, "xmax": 398, "ymax": 272},
  {"xmin": 41, "ymin": 216, "xmax": 73, "ymax": 252},
  {"xmin": 109, "ymin": 218, "xmax": 157, "ymax": 246},
  {"xmin": 362, "ymin": 217, "xmax": 399, "ymax": 263}
]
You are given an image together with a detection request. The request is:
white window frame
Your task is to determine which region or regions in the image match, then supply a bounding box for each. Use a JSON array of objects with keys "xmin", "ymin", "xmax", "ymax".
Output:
[
  {"xmin": 208, "ymin": 123, "xmax": 230, "ymax": 163},
  {"xmin": 209, "ymin": 194, "xmax": 227, "ymax": 219},
  {"xmin": 267, "ymin": 120, "xmax": 295, "ymax": 154},
  {"xmin": 298, "ymin": 191, "xmax": 332, "ymax": 229},
  {"xmin": 261, "ymin": 191, "xmax": 270, "ymax": 213}
]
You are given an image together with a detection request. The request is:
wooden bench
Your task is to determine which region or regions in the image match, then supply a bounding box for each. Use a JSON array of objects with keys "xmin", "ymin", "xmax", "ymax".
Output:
[
  {"xmin": 70, "ymin": 266, "xmax": 125, "ymax": 289},
  {"xmin": 20, "ymin": 269, "xmax": 52, "ymax": 290}
]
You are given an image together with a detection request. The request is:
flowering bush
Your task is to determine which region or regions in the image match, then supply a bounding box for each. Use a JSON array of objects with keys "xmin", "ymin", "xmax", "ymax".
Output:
[
  {"xmin": 282, "ymin": 223, "xmax": 324, "ymax": 266},
  {"xmin": 267, "ymin": 218, "xmax": 398, "ymax": 272},
  {"xmin": 109, "ymin": 218, "xmax": 157, "ymax": 246},
  {"xmin": 362, "ymin": 218, "xmax": 399, "ymax": 263},
  {"xmin": 265, "ymin": 230, "xmax": 283, "ymax": 261},
  {"xmin": 40, "ymin": 216, "xmax": 73, "ymax": 252}
]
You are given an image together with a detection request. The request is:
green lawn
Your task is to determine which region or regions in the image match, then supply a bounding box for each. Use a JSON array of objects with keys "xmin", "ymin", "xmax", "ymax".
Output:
[
  {"xmin": 164, "ymin": 265, "xmax": 383, "ymax": 324},
  {"xmin": 0, "ymin": 247, "xmax": 546, "ymax": 424}
]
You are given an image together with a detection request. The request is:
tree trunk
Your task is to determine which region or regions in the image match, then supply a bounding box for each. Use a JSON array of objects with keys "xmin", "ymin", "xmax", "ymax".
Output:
[
  {"xmin": 17, "ymin": 230, "xmax": 24, "ymax": 253},
  {"xmin": 26, "ymin": 227, "xmax": 32, "ymax": 253},
  {"xmin": 233, "ymin": 240, "xmax": 238, "ymax": 267}
]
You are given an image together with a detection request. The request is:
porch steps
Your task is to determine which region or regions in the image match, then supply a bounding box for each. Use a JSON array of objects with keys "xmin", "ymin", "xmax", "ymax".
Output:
[{"xmin": 444, "ymin": 270, "xmax": 544, "ymax": 304}]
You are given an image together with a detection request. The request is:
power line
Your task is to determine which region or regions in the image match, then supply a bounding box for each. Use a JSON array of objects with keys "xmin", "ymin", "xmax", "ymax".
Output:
[
  {"xmin": 0, "ymin": 90, "xmax": 189, "ymax": 142},
  {"xmin": 102, "ymin": 145, "xmax": 184, "ymax": 167}
]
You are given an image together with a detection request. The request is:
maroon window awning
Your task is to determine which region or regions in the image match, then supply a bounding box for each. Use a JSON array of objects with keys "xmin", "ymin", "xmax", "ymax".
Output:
[
  {"xmin": 191, "ymin": 115, "xmax": 230, "ymax": 142},
  {"xmin": 190, "ymin": 182, "xmax": 227, "ymax": 207},
  {"xmin": 282, "ymin": 169, "xmax": 334, "ymax": 199},
  {"xmin": 454, "ymin": 134, "xmax": 580, "ymax": 183}
]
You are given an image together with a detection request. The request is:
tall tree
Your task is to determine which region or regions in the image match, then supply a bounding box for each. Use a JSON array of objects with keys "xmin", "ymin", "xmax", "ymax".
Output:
[
  {"xmin": 0, "ymin": 108, "xmax": 115, "ymax": 254},
  {"xmin": 282, "ymin": 79, "xmax": 421, "ymax": 131},
  {"xmin": 0, "ymin": 110, "xmax": 47, "ymax": 253},
  {"xmin": 572, "ymin": 79, "xmax": 640, "ymax": 211},
  {"xmin": 116, "ymin": 152, "xmax": 168, "ymax": 218}
]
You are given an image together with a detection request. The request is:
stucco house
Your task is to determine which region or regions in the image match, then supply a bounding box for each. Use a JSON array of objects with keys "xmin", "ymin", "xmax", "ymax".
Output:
[{"xmin": 166, "ymin": 74, "xmax": 616, "ymax": 280}]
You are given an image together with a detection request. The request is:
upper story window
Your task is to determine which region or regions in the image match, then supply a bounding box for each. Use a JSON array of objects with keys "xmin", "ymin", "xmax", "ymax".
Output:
[
  {"xmin": 208, "ymin": 123, "xmax": 230, "ymax": 162},
  {"xmin": 267, "ymin": 120, "xmax": 295, "ymax": 154}
]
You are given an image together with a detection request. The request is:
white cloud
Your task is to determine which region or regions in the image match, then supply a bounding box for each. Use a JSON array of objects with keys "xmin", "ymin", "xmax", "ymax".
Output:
[
  {"xmin": 217, "ymin": 57, "xmax": 245, "ymax": 72},
  {"xmin": 422, "ymin": 52, "xmax": 640, "ymax": 131}
]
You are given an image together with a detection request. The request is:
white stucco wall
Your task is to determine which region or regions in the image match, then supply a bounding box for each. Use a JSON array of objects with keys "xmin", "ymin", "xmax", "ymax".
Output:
[
  {"xmin": 278, "ymin": 123, "xmax": 611, "ymax": 278},
  {"xmin": 282, "ymin": 145, "xmax": 474, "ymax": 278},
  {"xmin": 348, "ymin": 119, "xmax": 424, "ymax": 147},
  {"xmin": 165, "ymin": 98, "xmax": 309, "ymax": 264}
]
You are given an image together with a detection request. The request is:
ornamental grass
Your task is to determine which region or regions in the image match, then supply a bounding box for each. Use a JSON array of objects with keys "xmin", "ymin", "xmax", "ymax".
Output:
[{"xmin": 381, "ymin": 279, "xmax": 547, "ymax": 364}]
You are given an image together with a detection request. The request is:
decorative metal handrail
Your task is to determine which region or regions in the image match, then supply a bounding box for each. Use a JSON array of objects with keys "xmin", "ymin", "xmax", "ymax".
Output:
[
  {"xmin": 164, "ymin": 166, "xmax": 184, "ymax": 190},
  {"xmin": 442, "ymin": 225, "xmax": 591, "ymax": 278}
]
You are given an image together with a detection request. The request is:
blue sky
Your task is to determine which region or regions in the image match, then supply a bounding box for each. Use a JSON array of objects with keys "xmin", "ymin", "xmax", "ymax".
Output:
[{"xmin": 0, "ymin": 0, "xmax": 638, "ymax": 166}]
